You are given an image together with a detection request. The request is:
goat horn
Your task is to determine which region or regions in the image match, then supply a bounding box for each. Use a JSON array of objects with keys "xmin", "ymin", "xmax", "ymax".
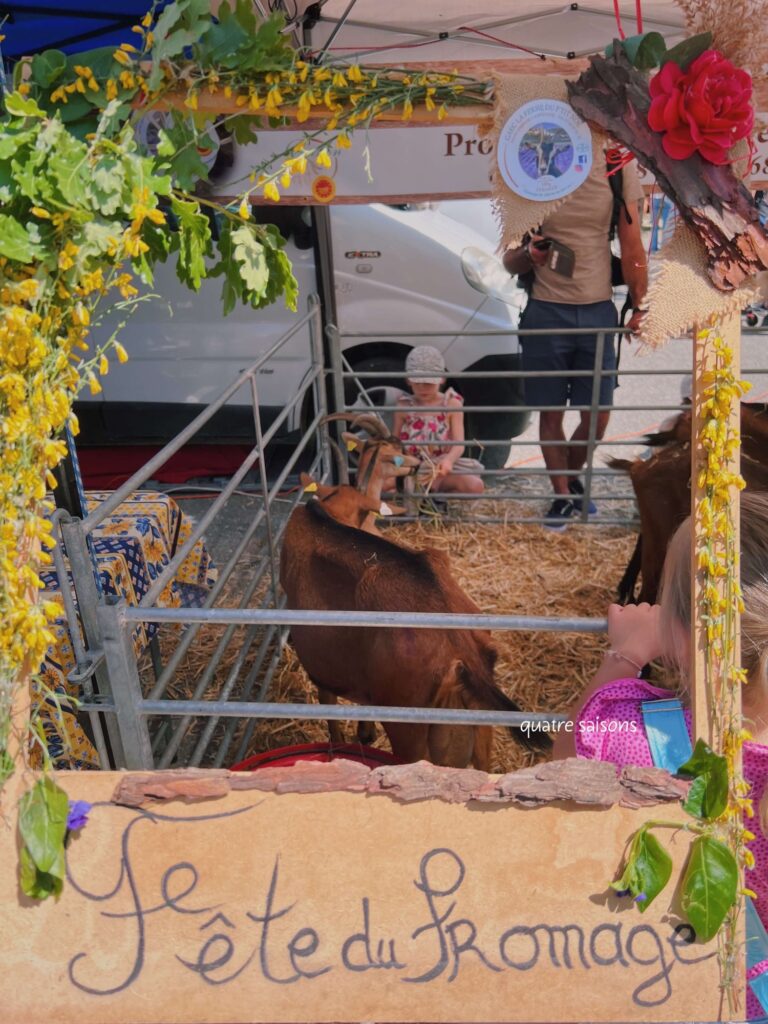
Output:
[
  {"xmin": 349, "ymin": 413, "xmax": 390, "ymax": 438},
  {"xmin": 326, "ymin": 437, "xmax": 350, "ymax": 485},
  {"xmin": 319, "ymin": 411, "xmax": 390, "ymax": 439}
]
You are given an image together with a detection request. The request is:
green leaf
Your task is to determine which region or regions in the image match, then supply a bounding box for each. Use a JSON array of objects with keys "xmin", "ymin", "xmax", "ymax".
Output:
[
  {"xmin": 621, "ymin": 31, "xmax": 667, "ymax": 71},
  {"xmin": 226, "ymin": 114, "xmax": 260, "ymax": 146},
  {"xmin": 234, "ymin": 12, "xmax": 292, "ymax": 72},
  {"xmin": 611, "ymin": 827, "xmax": 672, "ymax": 912},
  {"xmin": 682, "ymin": 775, "xmax": 709, "ymax": 818},
  {"xmin": 30, "ymin": 50, "xmax": 68, "ymax": 89},
  {"xmin": 678, "ymin": 739, "xmax": 729, "ymax": 820},
  {"xmin": 678, "ymin": 738, "xmax": 721, "ymax": 777},
  {"xmin": 171, "ymin": 194, "xmax": 212, "ymax": 290},
  {"xmin": 20, "ymin": 844, "xmax": 64, "ymax": 900},
  {"xmin": 271, "ymin": 248, "xmax": 297, "ymax": 311},
  {"xmin": 198, "ymin": 5, "xmax": 251, "ymax": 66},
  {"xmin": 663, "ymin": 32, "xmax": 713, "ymax": 72},
  {"xmin": 210, "ymin": 219, "xmax": 242, "ymax": 315},
  {"xmin": 51, "ymin": 132, "xmax": 90, "ymax": 206},
  {"xmin": 231, "ymin": 225, "xmax": 269, "ymax": 298},
  {"xmin": 0, "ymin": 215, "xmax": 35, "ymax": 262},
  {"xmin": 149, "ymin": 0, "xmax": 212, "ymax": 89},
  {"xmin": 4, "ymin": 92, "xmax": 46, "ymax": 119},
  {"xmin": 154, "ymin": 113, "xmax": 210, "ymax": 189},
  {"xmin": 685, "ymin": 768, "xmax": 728, "ymax": 820},
  {"xmin": 0, "ymin": 128, "xmax": 37, "ymax": 160},
  {"xmin": 88, "ymin": 156, "xmax": 127, "ymax": 215},
  {"xmin": 0, "ymin": 748, "xmax": 14, "ymax": 787},
  {"xmin": 55, "ymin": 94, "xmax": 96, "ymax": 125},
  {"xmin": 681, "ymin": 835, "xmax": 738, "ymax": 941},
  {"xmin": 65, "ymin": 45, "xmax": 120, "ymax": 83},
  {"xmin": 18, "ymin": 777, "xmax": 68, "ymax": 873}
]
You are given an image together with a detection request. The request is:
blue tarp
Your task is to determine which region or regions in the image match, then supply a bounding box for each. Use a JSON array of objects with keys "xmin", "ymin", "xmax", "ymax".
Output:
[{"xmin": 1, "ymin": 2, "xmax": 168, "ymax": 60}]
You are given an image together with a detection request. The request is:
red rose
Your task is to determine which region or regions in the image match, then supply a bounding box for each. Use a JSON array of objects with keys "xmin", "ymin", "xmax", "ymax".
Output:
[{"xmin": 647, "ymin": 50, "xmax": 753, "ymax": 165}]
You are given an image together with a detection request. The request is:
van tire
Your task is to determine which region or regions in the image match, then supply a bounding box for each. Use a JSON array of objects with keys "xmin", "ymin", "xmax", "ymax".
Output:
[
  {"xmin": 453, "ymin": 354, "xmax": 529, "ymax": 471},
  {"xmin": 344, "ymin": 355, "xmax": 405, "ymax": 433},
  {"xmin": 463, "ymin": 412, "xmax": 517, "ymax": 469}
]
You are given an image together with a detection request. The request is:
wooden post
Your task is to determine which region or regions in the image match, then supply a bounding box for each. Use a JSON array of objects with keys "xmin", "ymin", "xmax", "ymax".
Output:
[
  {"xmin": 690, "ymin": 310, "xmax": 744, "ymax": 1019},
  {"xmin": 689, "ymin": 311, "xmax": 742, "ymax": 747}
]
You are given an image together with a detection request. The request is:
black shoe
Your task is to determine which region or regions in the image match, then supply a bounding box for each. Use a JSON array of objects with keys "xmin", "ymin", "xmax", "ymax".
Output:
[
  {"xmin": 568, "ymin": 478, "xmax": 598, "ymax": 516},
  {"xmin": 544, "ymin": 497, "xmax": 576, "ymax": 531}
]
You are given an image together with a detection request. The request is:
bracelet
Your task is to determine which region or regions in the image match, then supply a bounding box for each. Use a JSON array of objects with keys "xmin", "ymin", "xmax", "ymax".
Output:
[
  {"xmin": 631, "ymin": 306, "xmax": 649, "ymax": 314},
  {"xmin": 606, "ymin": 649, "xmax": 645, "ymax": 676}
]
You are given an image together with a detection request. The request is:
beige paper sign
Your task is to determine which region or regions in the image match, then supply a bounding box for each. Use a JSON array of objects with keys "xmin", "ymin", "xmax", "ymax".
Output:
[{"xmin": 0, "ymin": 770, "xmax": 722, "ymax": 1024}]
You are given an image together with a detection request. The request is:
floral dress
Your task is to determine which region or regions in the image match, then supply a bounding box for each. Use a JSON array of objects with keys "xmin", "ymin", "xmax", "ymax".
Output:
[{"xmin": 397, "ymin": 387, "xmax": 462, "ymax": 461}]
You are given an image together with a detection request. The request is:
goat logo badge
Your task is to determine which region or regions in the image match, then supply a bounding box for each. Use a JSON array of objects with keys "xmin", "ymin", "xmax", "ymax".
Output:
[{"xmin": 497, "ymin": 99, "xmax": 593, "ymax": 201}]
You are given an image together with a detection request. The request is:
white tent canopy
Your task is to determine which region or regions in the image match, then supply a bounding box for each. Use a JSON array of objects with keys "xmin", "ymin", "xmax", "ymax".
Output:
[{"xmin": 295, "ymin": 1, "xmax": 686, "ymax": 62}]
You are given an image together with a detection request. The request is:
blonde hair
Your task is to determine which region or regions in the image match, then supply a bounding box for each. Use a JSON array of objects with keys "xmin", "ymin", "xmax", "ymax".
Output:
[
  {"xmin": 658, "ymin": 491, "xmax": 768, "ymax": 691},
  {"xmin": 657, "ymin": 494, "xmax": 768, "ymax": 832}
]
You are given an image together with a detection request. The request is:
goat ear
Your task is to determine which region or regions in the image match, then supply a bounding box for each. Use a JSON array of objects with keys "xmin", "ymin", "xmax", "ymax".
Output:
[
  {"xmin": 313, "ymin": 482, "xmax": 337, "ymax": 499},
  {"xmin": 360, "ymin": 495, "xmax": 383, "ymax": 514},
  {"xmin": 342, "ymin": 431, "xmax": 362, "ymax": 453},
  {"xmin": 379, "ymin": 501, "xmax": 406, "ymax": 517}
]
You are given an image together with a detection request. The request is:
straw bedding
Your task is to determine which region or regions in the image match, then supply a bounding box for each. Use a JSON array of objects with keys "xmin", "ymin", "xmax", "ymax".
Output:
[{"xmin": 141, "ymin": 505, "xmax": 638, "ymax": 773}]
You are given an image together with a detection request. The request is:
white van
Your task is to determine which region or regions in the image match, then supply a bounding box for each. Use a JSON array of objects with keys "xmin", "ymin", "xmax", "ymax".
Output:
[{"xmin": 77, "ymin": 202, "xmax": 528, "ymax": 467}]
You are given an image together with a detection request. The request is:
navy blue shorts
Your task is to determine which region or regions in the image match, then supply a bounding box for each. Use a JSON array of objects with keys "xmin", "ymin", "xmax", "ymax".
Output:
[{"xmin": 518, "ymin": 299, "xmax": 618, "ymax": 409}]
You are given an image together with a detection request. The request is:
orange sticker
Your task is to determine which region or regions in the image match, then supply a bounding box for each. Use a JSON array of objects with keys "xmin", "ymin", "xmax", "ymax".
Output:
[{"xmin": 311, "ymin": 175, "xmax": 336, "ymax": 203}]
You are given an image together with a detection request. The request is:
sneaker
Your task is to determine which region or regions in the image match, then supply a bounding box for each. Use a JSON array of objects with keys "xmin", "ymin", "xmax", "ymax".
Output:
[
  {"xmin": 543, "ymin": 497, "xmax": 576, "ymax": 531},
  {"xmin": 568, "ymin": 478, "xmax": 598, "ymax": 516}
]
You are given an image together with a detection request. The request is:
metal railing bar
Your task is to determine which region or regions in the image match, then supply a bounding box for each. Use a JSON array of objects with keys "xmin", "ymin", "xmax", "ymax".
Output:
[
  {"xmin": 49, "ymin": 512, "xmax": 110, "ymax": 768},
  {"xmin": 337, "ymin": 367, "xmax": 768, "ymax": 379},
  {"xmin": 338, "ymin": 326, "xmax": 768, "ymax": 339},
  {"xmin": 384, "ymin": 491, "xmax": 635, "ymax": 501},
  {"xmin": 337, "ymin": 327, "xmax": 633, "ymax": 339},
  {"xmin": 139, "ymin": 443, "xmax": 262, "ymax": 608},
  {"xmin": 229, "ymin": 633, "xmax": 288, "ymax": 765},
  {"xmin": 156, "ymin": 510, "xmax": 296, "ymax": 766},
  {"xmin": 131, "ymin": 700, "xmax": 570, "ymax": 728},
  {"xmin": 387, "ymin": 515, "xmax": 638, "ymax": 526},
  {"xmin": 263, "ymin": 410, "xmax": 326, "ymax": 506},
  {"xmin": 188, "ymin": 614, "xmax": 281, "ymax": 767},
  {"xmin": 344, "ymin": 403, "xmax": 692, "ymax": 413},
  {"xmin": 122, "ymin": 606, "xmax": 607, "ymax": 631},
  {"xmin": 83, "ymin": 308, "xmax": 318, "ymax": 533},
  {"xmin": 213, "ymin": 617, "xmax": 287, "ymax": 768},
  {"xmin": 137, "ymin": 374, "xmax": 318, "ymax": 609},
  {"xmin": 147, "ymin": 435, "xmax": 324, "ymax": 704}
]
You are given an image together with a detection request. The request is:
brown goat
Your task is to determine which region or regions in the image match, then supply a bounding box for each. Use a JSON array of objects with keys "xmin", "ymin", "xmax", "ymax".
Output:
[
  {"xmin": 280, "ymin": 491, "xmax": 544, "ymax": 768},
  {"xmin": 303, "ymin": 411, "xmax": 420, "ymax": 536},
  {"xmin": 612, "ymin": 403, "xmax": 768, "ymax": 604}
]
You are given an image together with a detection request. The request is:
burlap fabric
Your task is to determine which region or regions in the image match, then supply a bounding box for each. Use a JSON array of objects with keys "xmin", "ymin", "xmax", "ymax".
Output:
[
  {"xmin": 490, "ymin": 73, "xmax": 604, "ymax": 250},
  {"xmin": 639, "ymin": 139, "xmax": 766, "ymax": 347},
  {"xmin": 639, "ymin": 224, "xmax": 763, "ymax": 347}
]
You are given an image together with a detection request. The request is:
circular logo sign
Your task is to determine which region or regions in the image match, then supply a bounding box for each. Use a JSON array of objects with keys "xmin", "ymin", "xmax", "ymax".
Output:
[
  {"xmin": 497, "ymin": 99, "xmax": 592, "ymax": 201},
  {"xmin": 312, "ymin": 175, "xmax": 336, "ymax": 203}
]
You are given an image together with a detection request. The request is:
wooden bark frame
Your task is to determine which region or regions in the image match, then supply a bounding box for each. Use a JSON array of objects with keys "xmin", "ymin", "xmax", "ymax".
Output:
[{"xmin": 0, "ymin": 64, "xmax": 749, "ymax": 1024}]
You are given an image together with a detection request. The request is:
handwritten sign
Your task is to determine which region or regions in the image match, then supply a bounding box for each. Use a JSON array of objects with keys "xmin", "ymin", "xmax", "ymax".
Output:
[{"xmin": 0, "ymin": 771, "xmax": 721, "ymax": 1023}]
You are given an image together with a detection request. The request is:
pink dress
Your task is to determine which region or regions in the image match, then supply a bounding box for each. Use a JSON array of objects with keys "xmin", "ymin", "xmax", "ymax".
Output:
[
  {"xmin": 397, "ymin": 388, "xmax": 462, "ymax": 460},
  {"xmin": 576, "ymin": 678, "xmax": 768, "ymax": 1020}
]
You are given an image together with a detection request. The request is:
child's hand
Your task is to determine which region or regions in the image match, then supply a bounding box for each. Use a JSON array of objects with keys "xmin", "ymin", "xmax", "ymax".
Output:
[
  {"xmin": 606, "ymin": 603, "xmax": 663, "ymax": 668},
  {"xmin": 435, "ymin": 457, "xmax": 453, "ymax": 477}
]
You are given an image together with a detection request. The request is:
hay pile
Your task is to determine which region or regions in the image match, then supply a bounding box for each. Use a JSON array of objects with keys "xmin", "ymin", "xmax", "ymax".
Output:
[{"xmin": 142, "ymin": 510, "xmax": 637, "ymax": 773}]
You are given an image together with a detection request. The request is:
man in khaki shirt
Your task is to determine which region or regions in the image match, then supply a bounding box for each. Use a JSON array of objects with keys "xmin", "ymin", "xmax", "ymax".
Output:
[{"xmin": 503, "ymin": 157, "xmax": 647, "ymax": 529}]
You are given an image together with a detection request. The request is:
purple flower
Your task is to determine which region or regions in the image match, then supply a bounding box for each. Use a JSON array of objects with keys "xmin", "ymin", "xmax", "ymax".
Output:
[
  {"xmin": 66, "ymin": 800, "xmax": 92, "ymax": 831},
  {"xmin": 634, "ymin": 892, "xmax": 648, "ymax": 903}
]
